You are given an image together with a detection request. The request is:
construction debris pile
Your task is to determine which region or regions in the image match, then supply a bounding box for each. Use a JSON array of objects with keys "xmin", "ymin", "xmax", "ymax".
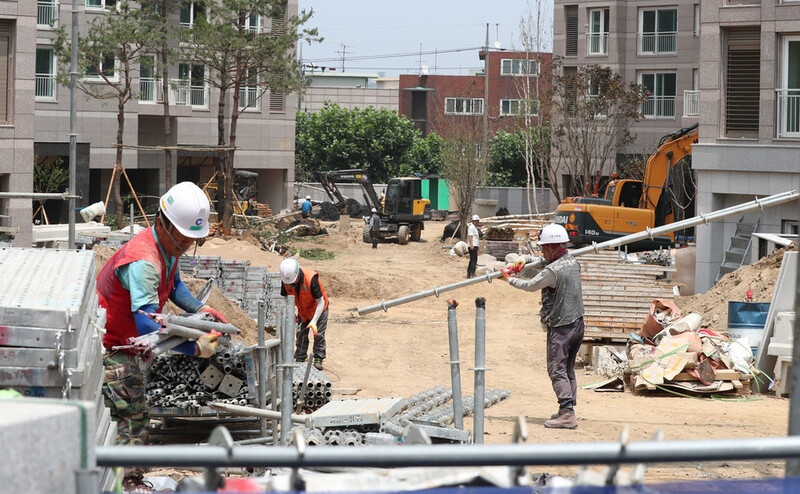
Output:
[{"xmin": 146, "ymin": 342, "xmax": 253, "ymax": 412}]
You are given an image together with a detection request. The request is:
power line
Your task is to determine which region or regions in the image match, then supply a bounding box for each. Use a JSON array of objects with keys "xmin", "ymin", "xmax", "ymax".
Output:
[{"xmin": 304, "ymin": 45, "xmax": 485, "ymax": 64}]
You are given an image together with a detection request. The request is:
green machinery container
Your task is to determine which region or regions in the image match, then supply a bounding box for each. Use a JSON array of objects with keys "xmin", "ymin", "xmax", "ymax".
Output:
[{"xmin": 421, "ymin": 177, "xmax": 449, "ymax": 211}]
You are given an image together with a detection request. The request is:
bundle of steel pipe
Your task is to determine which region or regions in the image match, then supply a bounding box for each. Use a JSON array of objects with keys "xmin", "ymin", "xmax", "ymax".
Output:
[
  {"xmin": 290, "ymin": 365, "xmax": 332, "ymax": 411},
  {"xmin": 421, "ymin": 389, "xmax": 511, "ymax": 425}
]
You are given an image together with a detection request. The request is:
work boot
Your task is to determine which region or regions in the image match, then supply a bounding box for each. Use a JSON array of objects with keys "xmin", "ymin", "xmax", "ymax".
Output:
[
  {"xmin": 313, "ymin": 357, "xmax": 324, "ymax": 371},
  {"xmin": 295, "ymin": 356, "xmax": 306, "ymax": 364},
  {"xmin": 544, "ymin": 409, "xmax": 577, "ymax": 429}
]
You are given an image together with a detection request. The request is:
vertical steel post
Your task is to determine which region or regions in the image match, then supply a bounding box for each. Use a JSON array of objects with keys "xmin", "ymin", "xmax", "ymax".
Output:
[
  {"xmin": 280, "ymin": 296, "xmax": 295, "ymax": 445},
  {"xmin": 257, "ymin": 301, "xmax": 267, "ymax": 437},
  {"xmin": 788, "ymin": 196, "xmax": 800, "ymax": 475},
  {"xmin": 473, "ymin": 297, "xmax": 487, "ymax": 444},
  {"xmin": 68, "ymin": 0, "xmax": 79, "ymax": 249},
  {"xmin": 129, "ymin": 203, "xmax": 134, "ymax": 241},
  {"xmin": 447, "ymin": 299, "xmax": 465, "ymax": 430}
]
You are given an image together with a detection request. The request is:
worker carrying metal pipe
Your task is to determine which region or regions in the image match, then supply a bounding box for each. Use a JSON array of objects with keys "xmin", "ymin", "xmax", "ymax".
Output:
[
  {"xmin": 499, "ymin": 223, "xmax": 584, "ymax": 430},
  {"xmin": 96, "ymin": 182, "xmax": 227, "ymax": 460},
  {"xmin": 280, "ymin": 258, "xmax": 330, "ymax": 370}
]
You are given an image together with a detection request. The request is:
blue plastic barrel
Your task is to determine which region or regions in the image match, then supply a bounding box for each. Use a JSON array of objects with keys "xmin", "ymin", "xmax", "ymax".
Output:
[{"xmin": 728, "ymin": 301, "xmax": 770, "ymax": 355}]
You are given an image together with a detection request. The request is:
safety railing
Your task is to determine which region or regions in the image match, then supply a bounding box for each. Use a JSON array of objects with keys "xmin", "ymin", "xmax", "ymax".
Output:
[
  {"xmin": 37, "ymin": 0, "xmax": 58, "ymax": 29},
  {"xmin": 776, "ymin": 89, "xmax": 800, "ymax": 138},
  {"xmin": 172, "ymin": 79, "xmax": 208, "ymax": 109},
  {"xmin": 138, "ymin": 77, "xmax": 163, "ymax": 103},
  {"xmin": 638, "ymin": 32, "xmax": 677, "ymax": 55},
  {"xmin": 642, "ymin": 95, "xmax": 675, "ymax": 118},
  {"xmin": 683, "ymin": 89, "xmax": 700, "ymax": 117},
  {"xmin": 586, "ymin": 33, "xmax": 608, "ymax": 56},
  {"xmin": 35, "ymin": 74, "xmax": 56, "ymax": 101},
  {"xmin": 238, "ymin": 86, "xmax": 260, "ymax": 110}
]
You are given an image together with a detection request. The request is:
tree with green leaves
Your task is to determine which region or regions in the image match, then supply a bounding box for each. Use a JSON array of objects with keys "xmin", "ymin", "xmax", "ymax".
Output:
[
  {"xmin": 181, "ymin": 0, "xmax": 318, "ymax": 230},
  {"xmin": 550, "ymin": 63, "xmax": 647, "ymax": 201},
  {"xmin": 53, "ymin": 1, "xmax": 159, "ymax": 229},
  {"xmin": 295, "ymin": 102, "xmax": 440, "ymax": 183}
]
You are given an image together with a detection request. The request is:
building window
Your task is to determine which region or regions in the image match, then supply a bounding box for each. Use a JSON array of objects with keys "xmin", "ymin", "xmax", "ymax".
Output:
[
  {"xmin": 86, "ymin": 0, "xmax": 116, "ymax": 10},
  {"xmin": 238, "ymin": 68, "xmax": 260, "ymax": 110},
  {"xmin": 0, "ymin": 21, "xmax": 11, "ymax": 123},
  {"xmin": 246, "ymin": 14, "xmax": 260, "ymax": 34},
  {"xmin": 500, "ymin": 99, "xmax": 538, "ymax": 116},
  {"xmin": 565, "ymin": 5, "xmax": 578, "ymax": 57},
  {"xmin": 501, "ymin": 59, "xmax": 539, "ymax": 76},
  {"xmin": 85, "ymin": 54, "xmax": 116, "ymax": 81},
  {"xmin": 180, "ymin": 1, "xmax": 205, "ymax": 29},
  {"xmin": 778, "ymin": 35, "xmax": 800, "ymax": 138},
  {"xmin": 139, "ymin": 55, "xmax": 159, "ymax": 103},
  {"xmin": 587, "ymin": 8, "xmax": 609, "ymax": 56},
  {"xmin": 638, "ymin": 8, "xmax": 677, "ymax": 55},
  {"xmin": 684, "ymin": 68, "xmax": 699, "ymax": 117},
  {"xmin": 640, "ymin": 72, "xmax": 676, "ymax": 118},
  {"xmin": 177, "ymin": 63, "xmax": 207, "ymax": 108},
  {"xmin": 725, "ymin": 27, "xmax": 760, "ymax": 137},
  {"xmin": 36, "ymin": 48, "xmax": 56, "ymax": 101},
  {"xmin": 693, "ymin": 4, "xmax": 700, "ymax": 37},
  {"xmin": 37, "ymin": 0, "xmax": 59, "ymax": 29},
  {"xmin": 444, "ymin": 97, "xmax": 484, "ymax": 115}
]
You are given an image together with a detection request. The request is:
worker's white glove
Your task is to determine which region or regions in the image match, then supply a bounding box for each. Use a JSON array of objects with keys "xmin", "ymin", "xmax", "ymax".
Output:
[
  {"xmin": 307, "ymin": 321, "xmax": 318, "ymax": 338},
  {"xmin": 195, "ymin": 332, "xmax": 220, "ymax": 358}
]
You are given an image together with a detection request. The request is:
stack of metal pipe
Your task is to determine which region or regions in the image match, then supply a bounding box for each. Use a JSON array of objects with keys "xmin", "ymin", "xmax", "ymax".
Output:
[
  {"xmin": 291, "ymin": 365, "xmax": 332, "ymax": 411},
  {"xmin": 117, "ymin": 312, "xmax": 240, "ymax": 357}
]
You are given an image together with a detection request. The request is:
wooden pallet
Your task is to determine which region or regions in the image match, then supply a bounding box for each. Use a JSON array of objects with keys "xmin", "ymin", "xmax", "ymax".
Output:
[{"xmin": 624, "ymin": 369, "xmax": 752, "ymax": 396}]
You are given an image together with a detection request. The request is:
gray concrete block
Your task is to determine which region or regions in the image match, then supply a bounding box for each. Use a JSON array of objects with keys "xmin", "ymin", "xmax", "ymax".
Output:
[{"xmin": 0, "ymin": 398, "xmax": 97, "ymax": 494}]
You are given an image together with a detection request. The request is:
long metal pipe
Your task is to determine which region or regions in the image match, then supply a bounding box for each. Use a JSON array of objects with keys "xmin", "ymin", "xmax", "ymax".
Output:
[
  {"xmin": 280, "ymin": 296, "xmax": 295, "ymax": 444},
  {"xmin": 257, "ymin": 301, "xmax": 267, "ymax": 437},
  {"xmin": 472, "ymin": 297, "xmax": 487, "ymax": 444},
  {"xmin": 96, "ymin": 436, "xmax": 800, "ymax": 468},
  {"xmin": 208, "ymin": 402, "xmax": 310, "ymax": 426},
  {"xmin": 358, "ymin": 190, "xmax": 800, "ymax": 315},
  {"xmin": 789, "ymin": 190, "xmax": 800, "ymax": 476},
  {"xmin": 0, "ymin": 192, "xmax": 80, "ymax": 200},
  {"xmin": 446, "ymin": 299, "xmax": 464, "ymax": 430},
  {"xmin": 68, "ymin": 0, "xmax": 78, "ymax": 249},
  {"xmin": 167, "ymin": 315, "xmax": 241, "ymax": 334}
]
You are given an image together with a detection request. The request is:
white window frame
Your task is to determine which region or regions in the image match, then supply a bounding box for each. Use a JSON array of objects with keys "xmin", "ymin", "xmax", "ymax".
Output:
[
  {"xmin": 587, "ymin": 8, "xmax": 609, "ymax": 56},
  {"xmin": 778, "ymin": 35, "xmax": 800, "ymax": 138},
  {"xmin": 138, "ymin": 54, "xmax": 160, "ymax": 103},
  {"xmin": 693, "ymin": 4, "xmax": 700, "ymax": 37},
  {"xmin": 500, "ymin": 58, "xmax": 540, "ymax": 76},
  {"xmin": 180, "ymin": 1, "xmax": 205, "ymax": 29},
  {"xmin": 444, "ymin": 97, "xmax": 484, "ymax": 115},
  {"xmin": 85, "ymin": 0, "xmax": 116, "ymax": 11},
  {"xmin": 37, "ymin": 0, "xmax": 59, "ymax": 29},
  {"xmin": 499, "ymin": 98, "xmax": 539, "ymax": 117},
  {"xmin": 84, "ymin": 54, "xmax": 118, "ymax": 82},
  {"xmin": 246, "ymin": 14, "xmax": 260, "ymax": 34},
  {"xmin": 238, "ymin": 68, "xmax": 260, "ymax": 111},
  {"xmin": 35, "ymin": 47, "xmax": 56, "ymax": 101},
  {"xmin": 177, "ymin": 62, "xmax": 208, "ymax": 109},
  {"xmin": 639, "ymin": 71, "xmax": 677, "ymax": 118},
  {"xmin": 638, "ymin": 7, "xmax": 678, "ymax": 55}
]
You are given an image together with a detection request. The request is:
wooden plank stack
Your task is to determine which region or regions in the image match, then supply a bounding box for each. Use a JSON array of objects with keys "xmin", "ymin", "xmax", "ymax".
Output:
[{"xmin": 579, "ymin": 250, "xmax": 675, "ymax": 340}]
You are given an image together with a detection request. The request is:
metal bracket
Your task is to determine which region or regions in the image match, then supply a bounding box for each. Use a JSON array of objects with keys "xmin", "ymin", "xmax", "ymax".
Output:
[{"xmin": 62, "ymin": 369, "xmax": 73, "ymax": 400}]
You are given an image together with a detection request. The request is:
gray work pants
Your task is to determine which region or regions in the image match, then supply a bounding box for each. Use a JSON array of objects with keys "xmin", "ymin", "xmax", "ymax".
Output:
[
  {"xmin": 295, "ymin": 308, "xmax": 328, "ymax": 360},
  {"xmin": 546, "ymin": 317, "xmax": 585, "ymax": 408}
]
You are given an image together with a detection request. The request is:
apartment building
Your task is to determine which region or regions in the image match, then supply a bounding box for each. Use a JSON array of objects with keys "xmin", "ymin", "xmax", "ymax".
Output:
[
  {"xmin": 552, "ymin": 0, "xmax": 700, "ymax": 195},
  {"xmin": 692, "ymin": 1, "xmax": 800, "ymax": 293},
  {"xmin": 300, "ymin": 72, "xmax": 399, "ymax": 113},
  {"xmin": 397, "ymin": 50, "xmax": 552, "ymax": 137},
  {"xmin": 0, "ymin": 2, "xmax": 35, "ymax": 246},
  {"xmin": 34, "ymin": 0, "xmax": 298, "ymax": 221}
]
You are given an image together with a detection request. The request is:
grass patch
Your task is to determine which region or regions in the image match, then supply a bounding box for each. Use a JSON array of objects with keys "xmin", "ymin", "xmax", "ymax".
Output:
[{"xmin": 298, "ymin": 248, "xmax": 335, "ymax": 261}]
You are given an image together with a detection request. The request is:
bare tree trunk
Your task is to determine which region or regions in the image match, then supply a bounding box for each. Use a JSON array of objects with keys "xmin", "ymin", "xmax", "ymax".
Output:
[
  {"xmin": 217, "ymin": 88, "xmax": 231, "ymax": 230},
  {"xmin": 160, "ymin": 1, "xmax": 173, "ymax": 190},
  {"xmin": 114, "ymin": 98, "xmax": 126, "ymax": 230}
]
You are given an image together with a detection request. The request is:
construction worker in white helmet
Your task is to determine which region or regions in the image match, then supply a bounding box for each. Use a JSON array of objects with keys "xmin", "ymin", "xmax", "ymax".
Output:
[
  {"xmin": 280, "ymin": 258, "xmax": 329, "ymax": 370},
  {"xmin": 301, "ymin": 195, "xmax": 313, "ymax": 218},
  {"xmin": 466, "ymin": 214, "xmax": 481, "ymax": 278},
  {"xmin": 96, "ymin": 182, "xmax": 227, "ymax": 459},
  {"xmin": 499, "ymin": 223, "xmax": 584, "ymax": 429}
]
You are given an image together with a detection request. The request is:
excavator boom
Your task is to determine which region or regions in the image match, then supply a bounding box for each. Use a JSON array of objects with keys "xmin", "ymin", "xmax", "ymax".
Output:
[{"xmin": 640, "ymin": 123, "xmax": 698, "ymax": 212}]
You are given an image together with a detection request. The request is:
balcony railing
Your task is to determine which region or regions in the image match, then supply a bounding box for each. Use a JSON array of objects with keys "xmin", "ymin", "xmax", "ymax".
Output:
[
  {"xmin": 238, "ymin": 86, "xmax": 260, "ymax": 110},
  {"xmin": 776, "ymin": 89, "xmax": 800, "ymax": 138},
  {"xmin": 139, "ymin": 78, "xmax": 163, "ymax": 103},
  {"xmin": 683, "ymin": 90, "xmax": 700, "ymax": 117},
  {"xmin": 586, "ymin": 33, "xmax": 608, "ymax": 56},
  {"xmin": 35, "ymin": 74, "xmax": 56, "ymax": 100},
  {"xmin": 638, "ymin": 32, "xmax": 677, "ymax": 55},
  {"xmin": 37, "ymin": 0, "xmax": 58, "ymax": 28},
  {"xmin": 173, "ymin": 79, "xmax": 208, "ymax": 108},
  {"xmin": 642, "ymin": 95, "xmax": 676, "ymax": 118}
]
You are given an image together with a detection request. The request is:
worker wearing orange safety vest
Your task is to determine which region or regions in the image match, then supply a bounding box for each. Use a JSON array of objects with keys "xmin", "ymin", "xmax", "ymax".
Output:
[{"xmin": 280, "ymin": 258, "xmax": 329, "ymax": 370}]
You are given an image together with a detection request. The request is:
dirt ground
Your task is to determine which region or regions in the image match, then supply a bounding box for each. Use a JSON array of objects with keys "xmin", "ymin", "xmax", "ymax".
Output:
[{"xmin": 189, "ymin": 220, "xmax": 791, "ymax": 483}]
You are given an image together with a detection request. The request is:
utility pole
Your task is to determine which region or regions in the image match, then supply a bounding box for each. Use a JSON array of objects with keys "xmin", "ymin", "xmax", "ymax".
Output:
[
  {"xmin": 337, "ymin": 44, "xmax": 350, "ymax": 72},
  {"xmin": 483, "ymin": 23, "xmax": 490, "ymax": 168},
  {"xmin": 68, "ymin": 0, "xmax": 79, "ymax": 249}
]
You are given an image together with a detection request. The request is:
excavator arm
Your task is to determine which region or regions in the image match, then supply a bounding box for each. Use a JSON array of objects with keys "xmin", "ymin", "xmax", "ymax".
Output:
[
  {"xmin": 317, "ymin": 169, "xmax": 382, "ymax": 213},
  {"xmin": 640, "ymin": 123, "xmax": 698, "ymax": 213}
]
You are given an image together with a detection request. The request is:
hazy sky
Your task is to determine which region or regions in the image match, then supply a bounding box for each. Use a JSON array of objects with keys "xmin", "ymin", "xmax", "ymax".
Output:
[{"xmin": 296, "ymin": 0, "xmax": 554, "ymax": 78}]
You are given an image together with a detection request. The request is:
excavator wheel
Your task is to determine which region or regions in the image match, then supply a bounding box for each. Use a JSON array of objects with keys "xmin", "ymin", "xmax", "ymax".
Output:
[
  {"xmin": 410, "ymin": 225, "xmax": 422, "ymax": 242},
  {"xmin": 362, "ymin": 224, "xmax": 371, "ymax": 243},
  {"xmin": 397, "ymin": 225, "xmax": 410, "ymax": 245}
]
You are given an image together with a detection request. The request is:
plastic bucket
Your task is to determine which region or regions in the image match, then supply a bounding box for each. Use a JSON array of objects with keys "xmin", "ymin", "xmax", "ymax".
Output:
[{"xmin": 80, "ymin": 201, "xmax": 106, "ymax": 223}]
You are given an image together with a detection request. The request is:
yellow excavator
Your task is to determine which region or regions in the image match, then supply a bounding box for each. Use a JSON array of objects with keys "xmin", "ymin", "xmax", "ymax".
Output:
[{"xmin": 554, "ymin": 123, "xmax": 698, "ymax": 250}]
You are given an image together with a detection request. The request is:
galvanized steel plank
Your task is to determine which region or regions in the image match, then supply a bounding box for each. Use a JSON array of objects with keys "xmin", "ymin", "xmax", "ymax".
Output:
[{"xmin": 310, "ymin": 396, "xmax": 405, "ymax": 427}]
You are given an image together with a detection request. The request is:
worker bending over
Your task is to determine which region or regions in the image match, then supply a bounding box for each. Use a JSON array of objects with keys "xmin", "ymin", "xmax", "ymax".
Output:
[
  {"xmin": 301, "ymin": 195, "xmax": 312, "ymax": 218},
  {"xmin": 500, "ymin": 223, "xmax": 584, "ymax": 429},
  {"xmin": 97, "ymin": 182, "xmax": 227, "ymax": 448},
  {"xmin": 280, "ymin": 258, "xmax": 329, "ymax": 370}
]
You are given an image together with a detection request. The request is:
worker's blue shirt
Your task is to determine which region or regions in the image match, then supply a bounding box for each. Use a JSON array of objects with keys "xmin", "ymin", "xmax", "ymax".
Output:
[
  {"xmin": 116, "ymin": 228, "xmax": 176, "ymax": 311},
  {"xmin": 302, "ymin": 200, "xmax": 312, "ymax": 213}
]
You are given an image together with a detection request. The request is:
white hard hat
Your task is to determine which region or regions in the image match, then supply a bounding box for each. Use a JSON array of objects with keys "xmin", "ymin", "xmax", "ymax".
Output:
[
  {"xmin": 306, "ymin": 195, "xmax": 311, "ymax": 200},
  {"xmin": 538, "ymin": 224, "xmax": 569, "ymax": 245},
  {"xmin": 472, "ymin": 214, "xmax": 480, "ymax": 221},
  {"xmin": 160, "ymin": 182, "xmax": 210, "ymax": 238},
  {"xmin": 280, "ymin": 258, "xmax": 300, "ymax": 284},
  {"xmin": 371, "ymin": 207, "xmax": 377, "ymax": 213}
]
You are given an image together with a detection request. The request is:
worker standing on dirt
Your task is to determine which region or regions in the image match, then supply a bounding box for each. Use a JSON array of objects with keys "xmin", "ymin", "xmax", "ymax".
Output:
[
  {"xmin": 96, "ymin": 182, "xmax": 226, "ymax": 485},
  {"xmin": 369, "ymin": 207, "xmax": 381, "ymax": 249},
  {"xmin": 280, "ymin": 258, "xmax": 329, "ymax": 370},
  {"xmin": 467, "ymin": 214, "xmax": 481, "ymax": 278},
  {"xmin": 500, "ymin": 223, "xmax": 584, "ymax": 429},
  {"xmin": 302, "ymin": 195, "xmax": 312, "ymax": 218}
]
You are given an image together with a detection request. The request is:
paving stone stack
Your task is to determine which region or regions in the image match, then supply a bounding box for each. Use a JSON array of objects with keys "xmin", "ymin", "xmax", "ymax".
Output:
[{"xmin": 0, "ymin": 247, "xmax": 117, "ymax": 491}]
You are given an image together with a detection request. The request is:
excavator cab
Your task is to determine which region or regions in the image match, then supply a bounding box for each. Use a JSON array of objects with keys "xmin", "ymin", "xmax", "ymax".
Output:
[{"xmin": 384, "ymin": 177, "xmax": 431, "ymax": 219}]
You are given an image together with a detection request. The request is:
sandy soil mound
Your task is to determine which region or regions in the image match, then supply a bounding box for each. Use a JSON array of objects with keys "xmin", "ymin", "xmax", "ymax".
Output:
[{"xmin": 675, "ymin": 243, "xmax": 796, "ymax": 332}]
